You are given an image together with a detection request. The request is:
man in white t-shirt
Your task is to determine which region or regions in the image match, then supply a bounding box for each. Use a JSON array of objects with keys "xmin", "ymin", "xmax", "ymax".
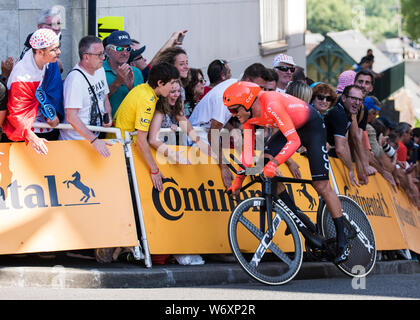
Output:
[
  {"xmin": 189, "ymin": 63, "xmax": 270, "ymax": 188},
  {"xmin": 59, "ymin": 35, "xmax": 113, "ymax": 157}
]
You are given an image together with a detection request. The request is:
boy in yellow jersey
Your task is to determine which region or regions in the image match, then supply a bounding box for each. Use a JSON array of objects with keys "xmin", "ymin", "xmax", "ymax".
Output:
[{"xmin": 115, "ymin": 62, "xmax": 179, "ymax": 191}]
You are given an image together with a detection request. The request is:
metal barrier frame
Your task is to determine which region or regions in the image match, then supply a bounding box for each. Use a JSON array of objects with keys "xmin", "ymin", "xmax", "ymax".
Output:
[{"xmin": 32, "ymin": 122, "xmax": 153, "ymax": 266}]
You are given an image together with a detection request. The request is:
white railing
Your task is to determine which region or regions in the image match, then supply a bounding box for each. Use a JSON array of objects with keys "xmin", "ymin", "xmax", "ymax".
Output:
[{"xmin": 32, "ymin": 122, "xmax": 123, "ymax": 141}]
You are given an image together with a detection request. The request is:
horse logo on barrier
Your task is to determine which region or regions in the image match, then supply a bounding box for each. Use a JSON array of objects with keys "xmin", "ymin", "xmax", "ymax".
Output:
[
  {"xmin": 63, "ymin": 171, "xmax": 96, "ymax": 203},
  {"xmin": 296, "ymin": 183, "xmax": 316, "ymax": 210}
]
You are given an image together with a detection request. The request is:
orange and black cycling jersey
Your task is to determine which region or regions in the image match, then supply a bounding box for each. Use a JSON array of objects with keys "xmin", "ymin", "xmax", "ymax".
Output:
[{"xmin": 241, "ymin": 91, "xmax": 311, "ymax": 168}]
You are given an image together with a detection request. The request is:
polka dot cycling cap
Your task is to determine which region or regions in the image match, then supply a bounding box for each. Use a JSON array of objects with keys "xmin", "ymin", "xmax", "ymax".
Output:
[
  {"xmin": 272, "ymin": 54, "xmax": 296, "ymax": 67},
  {"xmin": 30, "ymin": 28, "xmax": 59, "ymax": 49}
]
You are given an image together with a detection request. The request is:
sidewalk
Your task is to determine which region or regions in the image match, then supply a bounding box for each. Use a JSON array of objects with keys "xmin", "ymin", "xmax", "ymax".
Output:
[{"xmin": 0, "ymin": 254, "xmax": 419, "ymax": 288}]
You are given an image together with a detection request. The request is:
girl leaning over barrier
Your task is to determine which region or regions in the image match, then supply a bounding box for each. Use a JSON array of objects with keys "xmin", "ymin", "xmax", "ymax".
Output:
[{"xmin": 148, "ymin": 79, "xmax": 217, "ymax": 165}]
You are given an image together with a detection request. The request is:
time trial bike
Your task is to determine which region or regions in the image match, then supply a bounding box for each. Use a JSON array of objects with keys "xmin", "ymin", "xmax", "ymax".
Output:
[{"xmin": 226, "ymin": 156, "xmax": 377, "ymax": 285}]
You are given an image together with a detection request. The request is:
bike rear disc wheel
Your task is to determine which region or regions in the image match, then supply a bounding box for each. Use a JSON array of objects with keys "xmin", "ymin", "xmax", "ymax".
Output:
[
  {"xmin": 320, "ymin": 195, "xmax": 376, "ymax": 277},
  {"xmin": 228, "ymin": 197, "xmax": 303, "ymax": 285}
]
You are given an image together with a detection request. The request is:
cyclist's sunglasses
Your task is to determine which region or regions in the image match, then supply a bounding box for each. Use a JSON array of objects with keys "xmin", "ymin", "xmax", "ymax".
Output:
[
  {"xmin": 275, "ymin": 66, "xmax": 296, "ymax": 73},
  {"xmin": 228, "ymin": 106, "xmax": 242, "ymax": 115},
  {"xmin": 315, "ymin": 94, "xmax": 334, "ymax": 102},
  {"xmin": 108, "ymin": 45, "xmax": 132, "ymax": 53}
]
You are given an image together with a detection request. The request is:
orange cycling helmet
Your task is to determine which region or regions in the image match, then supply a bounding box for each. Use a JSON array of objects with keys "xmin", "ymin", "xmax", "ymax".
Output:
[{"xmin": 223, "ymin": 81, "xmax": 261, "ymax": 111}]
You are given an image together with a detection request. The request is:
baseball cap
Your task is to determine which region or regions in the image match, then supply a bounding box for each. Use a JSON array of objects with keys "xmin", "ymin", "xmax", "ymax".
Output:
[
  {"xmin": 30, "ymin": 28, "xmax": 59, "ymax": 49},
  {"xmin": 106, "ymin": 30, "xmax": 133, "ymax": 46},
  {"xmin": 364, "ymin": 97, "xmax": 381, "ymax": 111},
  {"xmin": 272, "ymin": 54, "xmax": 296, "ymax": 68},
  {"xmin": 336, "ymin": 70, "xmax": 356, "ymax": 94},
  {"xmin": 128, "ymin": 46, "xmax": 146, "ymax": 64}
]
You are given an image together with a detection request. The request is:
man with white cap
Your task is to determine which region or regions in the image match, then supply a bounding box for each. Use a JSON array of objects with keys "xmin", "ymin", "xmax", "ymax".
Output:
[
  {"xmin": 272, "ymin": 53, "xmax": 296, "ymax": 93},
  {"xmin": 3, "ymin": 28, "xmax": 61, "ymax": 155}
]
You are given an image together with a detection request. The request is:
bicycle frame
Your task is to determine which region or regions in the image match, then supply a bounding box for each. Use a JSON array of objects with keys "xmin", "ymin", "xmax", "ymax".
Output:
[{"xmin": 226, "ymin": 154, "xmax": 315, "ymax": 238}]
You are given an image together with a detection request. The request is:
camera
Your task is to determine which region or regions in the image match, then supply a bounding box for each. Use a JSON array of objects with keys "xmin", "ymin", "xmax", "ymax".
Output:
[
  {"xmin": 382, "ymin": 142, "xmax": 395, "ymax": 158},
  {"xmin": 103, "ymin": 113, "xmax": 110, "ymax": 124}
]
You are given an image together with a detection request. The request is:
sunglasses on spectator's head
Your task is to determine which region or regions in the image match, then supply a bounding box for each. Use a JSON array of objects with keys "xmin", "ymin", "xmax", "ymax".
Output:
[
  {"xmin": 315, "ymin": 94, "xmax": 333, "ymax": 102},
  {"xmin": 275, "ymin": 66, "xmax": 296, "ymax": 73},
  {"xmin": 108, "ymin": 44, "xmax": 131, "ymax": 53}
]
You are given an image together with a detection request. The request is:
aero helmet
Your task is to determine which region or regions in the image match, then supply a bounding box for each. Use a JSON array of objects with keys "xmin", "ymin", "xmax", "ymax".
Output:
[{"xmin": 223, "ymin": 81, "xmax": 261, "ymax": 111}]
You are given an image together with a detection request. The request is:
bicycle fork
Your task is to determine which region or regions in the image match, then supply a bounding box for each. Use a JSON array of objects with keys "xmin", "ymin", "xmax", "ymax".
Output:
[{"xmin": 251, "ymin": 181, "xmax": 279, "ymax": 268}]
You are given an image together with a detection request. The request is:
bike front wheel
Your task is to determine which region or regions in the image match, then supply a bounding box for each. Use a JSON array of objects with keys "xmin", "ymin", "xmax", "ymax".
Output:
[
  {"xmin": 319, "ymin": 195, "xmax": 377, "ymax": 277},
  {"xmin": 228, "ymin": 197, "xmax": 303, "ymax": 285}
]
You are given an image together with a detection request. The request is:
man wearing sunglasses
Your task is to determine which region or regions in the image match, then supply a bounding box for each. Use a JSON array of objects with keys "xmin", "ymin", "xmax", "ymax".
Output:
[
  {"xmin": 223, "ymin": 81, "xmax": 351, "ymax": 264},
  {"xmin": 272, "ymin": 54, "xmax": 296, "ymax": 93},
  {"xmin": 129, "ymin": 39, "xmax": 150, "ymax": 82},
  {"xmin": 324, "ymin": 85, "xmax": 366, "ymax": 188},
  {"xmin": 104, "ymin": 31, "xmax": 144, "ymax": 118}
]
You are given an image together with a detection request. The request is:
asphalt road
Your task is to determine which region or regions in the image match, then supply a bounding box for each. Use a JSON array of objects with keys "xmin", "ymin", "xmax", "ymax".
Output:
[{"xmin": 1, "ymin": 273, "xmax": 419, "ymax": 300}]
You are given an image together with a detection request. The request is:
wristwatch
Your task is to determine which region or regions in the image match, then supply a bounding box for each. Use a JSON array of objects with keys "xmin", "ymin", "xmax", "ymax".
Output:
[{"xmin": 0, "ymin": 75, "xmax": 6, "ymax": 83}]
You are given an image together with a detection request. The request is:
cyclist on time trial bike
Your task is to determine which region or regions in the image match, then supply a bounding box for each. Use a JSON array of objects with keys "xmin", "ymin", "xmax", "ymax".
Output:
[{"xmin": 223, "ymin": 81, "xmax": 350, "ymax": 264}]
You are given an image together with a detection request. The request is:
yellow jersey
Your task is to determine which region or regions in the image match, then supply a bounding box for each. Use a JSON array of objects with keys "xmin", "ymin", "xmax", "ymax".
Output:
[{"xmin": 115, "ymin": 83, "xmax": 159, "ymax": 142}]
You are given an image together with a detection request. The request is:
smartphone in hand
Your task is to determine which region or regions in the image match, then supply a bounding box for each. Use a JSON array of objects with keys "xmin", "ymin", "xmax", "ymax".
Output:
[{"xmin": 177, "ymin": 33, "xmax": 185, "ymax": 44}]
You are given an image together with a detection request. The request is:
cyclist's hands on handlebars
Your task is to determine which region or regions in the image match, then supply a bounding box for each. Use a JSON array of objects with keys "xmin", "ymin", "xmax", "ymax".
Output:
[{"xmin": 263, "ymin": 161, "xmax": 277, "ymax": 178}]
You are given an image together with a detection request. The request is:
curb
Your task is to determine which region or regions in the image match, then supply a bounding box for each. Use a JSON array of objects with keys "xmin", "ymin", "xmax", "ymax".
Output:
[{"xmin": 0, "ymin": 260, "xmax": 419, "ymax": 289}]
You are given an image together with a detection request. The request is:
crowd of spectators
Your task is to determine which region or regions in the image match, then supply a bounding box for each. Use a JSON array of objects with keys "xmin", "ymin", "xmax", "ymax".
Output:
[{"xmin": 0, "ymin": 8, "xmax": 419, "ymax": 263}]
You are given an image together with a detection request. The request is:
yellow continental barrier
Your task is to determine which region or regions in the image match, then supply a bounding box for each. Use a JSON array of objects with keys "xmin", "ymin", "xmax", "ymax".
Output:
[
  {"xmin": 0, "ymin": 141, "xmax": 138, "ymax": 254},
  {"xmin": 329, "ymin": 158, "xmax": 409, "ymax": 251},
  {"xmin": 133, "ymin": 146, "xmax": 321, "ymax": 254},
  {"xmin": 387, "ymin": 180, "xmax": 420, "ymax": 254}
]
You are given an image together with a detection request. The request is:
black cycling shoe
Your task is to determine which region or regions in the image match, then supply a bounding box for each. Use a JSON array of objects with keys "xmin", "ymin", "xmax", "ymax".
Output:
[{"xmin": 334, "ymin": 243, "xmax": 351, "ymax": 264}]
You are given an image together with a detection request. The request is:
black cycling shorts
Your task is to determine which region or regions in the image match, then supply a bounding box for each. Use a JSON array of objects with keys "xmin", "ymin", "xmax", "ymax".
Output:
[{"xmin": 264, "ymin": 106, "xmax": 330, "ymax": 181}]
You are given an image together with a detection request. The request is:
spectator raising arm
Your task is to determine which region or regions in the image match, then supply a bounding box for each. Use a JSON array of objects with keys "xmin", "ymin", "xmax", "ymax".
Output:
[{"xmin": 149, "ymin": 30, "xmax": 188, "ymax": 67}]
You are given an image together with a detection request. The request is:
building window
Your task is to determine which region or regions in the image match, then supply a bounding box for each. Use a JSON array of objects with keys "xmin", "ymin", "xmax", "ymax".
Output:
[{"xmin": 259, "ymin": 0, "xmax": 288, "ymax": 56}]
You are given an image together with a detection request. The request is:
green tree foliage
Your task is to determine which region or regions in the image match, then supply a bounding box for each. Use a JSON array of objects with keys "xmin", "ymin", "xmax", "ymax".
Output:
[
  {"xmin": 401, "ymin": 0, "xmax": 420, "ymax": 40},
  {"xmin": 307, "ymin": 0, "xmax": 353, "ymax": 35},
  {"xmin": 307, "ymin": 0, "xmax": 400, "ymax": 43}
]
